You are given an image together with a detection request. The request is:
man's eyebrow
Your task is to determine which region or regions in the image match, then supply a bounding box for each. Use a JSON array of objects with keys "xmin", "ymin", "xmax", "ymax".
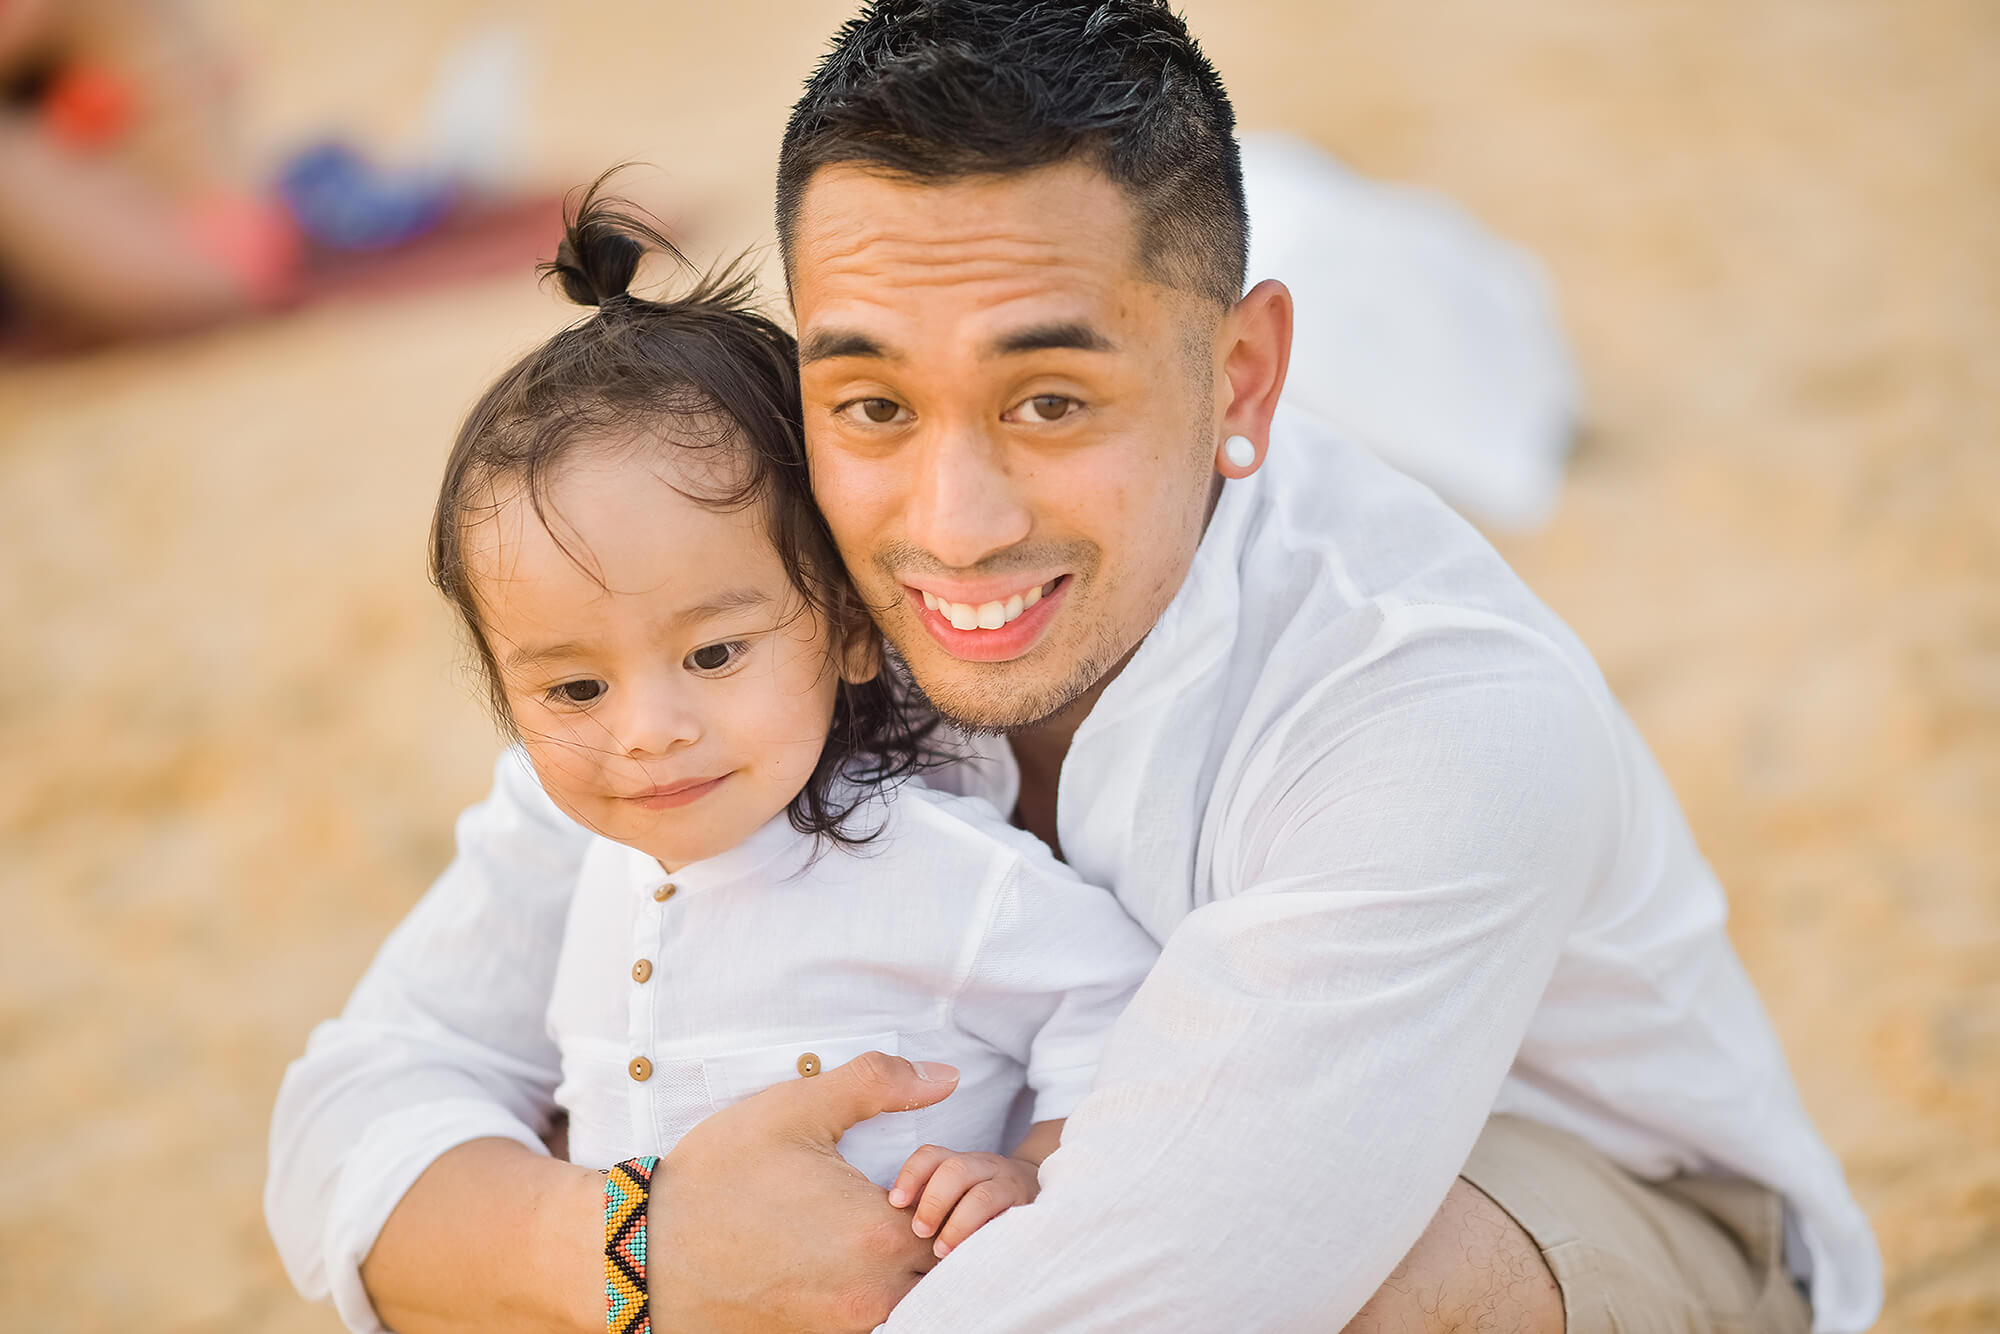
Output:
[
  {"xmin": 799, "ymin": 322, "xmax": 1116, "ymax": 364},
  {"xmin": 800, "ymin": 328, "xmax": 895, "ymax": 364},
  {"xmin": 986, "ymin": 322, "xmax": 1116, "ymax": 357}
]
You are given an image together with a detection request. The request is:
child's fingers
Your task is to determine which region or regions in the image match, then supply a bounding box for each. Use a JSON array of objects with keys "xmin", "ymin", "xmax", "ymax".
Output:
[
  {"xmin": 888, "ymin": 1143, "xmax": 954, "ymax": 1210},
  {"xmin": 911, "ymin": 1154, "xmax": 995, "ymax": 1239},
  {"xmin": 933, "ymin": 1178, "xmax": 1027, "ymax": 1258}
]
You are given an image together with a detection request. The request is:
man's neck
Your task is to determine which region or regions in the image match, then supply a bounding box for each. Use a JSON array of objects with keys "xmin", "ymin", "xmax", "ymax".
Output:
[
  {"xmin": 1007, "ymin": 645, "xmax": 1139, "ymax": 858},
  {"xmin": 1009, "ymin": 472, "xmax": 1231, "ymax": 855}
]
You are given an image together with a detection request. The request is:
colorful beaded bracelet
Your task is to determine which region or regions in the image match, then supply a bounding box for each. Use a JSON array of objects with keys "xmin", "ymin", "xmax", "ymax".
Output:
[{"xmin": 604, "ymin": 1155, "xmax": 660, "ymax": 1334}]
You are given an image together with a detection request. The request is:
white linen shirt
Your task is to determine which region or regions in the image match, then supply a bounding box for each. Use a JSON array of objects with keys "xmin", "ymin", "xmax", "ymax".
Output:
[
  {"xmin": 546, "ymin": 782, "xmax": 1157, "ymax": 1184},
  {"xmin": 266, "ymin": 406, "xmax": 1881, "ymax": 1334}
]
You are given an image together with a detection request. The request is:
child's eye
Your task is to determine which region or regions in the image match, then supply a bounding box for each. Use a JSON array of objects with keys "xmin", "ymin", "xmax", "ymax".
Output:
[
  {"xmin": 547, "ymin": 679, "xmax": 606, "ymax": 706},
  {"xmin": 687, "ymin": 641, "xmax": 746, "ymax": 673}
]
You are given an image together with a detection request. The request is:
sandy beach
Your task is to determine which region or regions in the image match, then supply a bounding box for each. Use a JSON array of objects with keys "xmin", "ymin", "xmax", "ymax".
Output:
[{"xmin": 1, "ymin": 2, "xmax": 1994, "ymax": 1329}]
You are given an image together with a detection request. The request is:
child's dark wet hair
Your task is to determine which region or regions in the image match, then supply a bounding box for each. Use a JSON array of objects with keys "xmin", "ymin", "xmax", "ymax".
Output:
[{"xmin": 431, "ymin": 173, "xmax": 941, "ymax": 847}]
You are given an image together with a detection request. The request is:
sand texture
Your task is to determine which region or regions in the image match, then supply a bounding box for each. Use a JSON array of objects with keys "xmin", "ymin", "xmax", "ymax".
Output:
[{"xmin": 1, "ymin": 2, "xmax": 1994, "ymax": 1329}]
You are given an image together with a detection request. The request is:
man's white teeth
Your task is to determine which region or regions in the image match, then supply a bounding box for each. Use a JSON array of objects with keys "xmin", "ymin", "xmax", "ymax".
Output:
[{"xmin": 927, "ymin": 581, "xmax": 1054, "ymax": 631}]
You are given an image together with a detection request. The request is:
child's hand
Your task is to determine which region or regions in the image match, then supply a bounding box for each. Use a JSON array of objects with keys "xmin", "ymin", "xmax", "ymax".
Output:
[{"xmin": 888, "ymin": 1144, "xmax": 1042, "ymax": 1258}]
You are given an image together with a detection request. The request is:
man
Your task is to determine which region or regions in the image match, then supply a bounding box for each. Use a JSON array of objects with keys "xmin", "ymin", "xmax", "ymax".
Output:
[{"xmin": 267, "ymin": 4, "xmax": 1881, "ymax": 1331}]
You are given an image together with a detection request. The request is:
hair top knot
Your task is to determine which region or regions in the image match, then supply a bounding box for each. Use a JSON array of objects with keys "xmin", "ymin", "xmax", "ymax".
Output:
[{"xmin": 543, "ymin": 171, "xmax": 690, "ymax": 310}]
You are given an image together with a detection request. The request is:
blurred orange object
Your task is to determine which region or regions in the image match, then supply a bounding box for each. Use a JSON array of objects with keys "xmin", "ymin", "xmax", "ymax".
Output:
[{"xmin": 39, "ymin": 62, "xmax": 136, "ymax": 152}]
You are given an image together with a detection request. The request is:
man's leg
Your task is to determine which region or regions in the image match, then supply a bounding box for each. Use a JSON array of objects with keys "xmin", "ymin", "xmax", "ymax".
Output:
[
  {"xmin": 1343, "ymin": 1179, "xmax": 1563, "ymax": 1334},
  {"xmin": 1345, "ymin": 1115, "xmax": 1814, "ymax": 1334}
]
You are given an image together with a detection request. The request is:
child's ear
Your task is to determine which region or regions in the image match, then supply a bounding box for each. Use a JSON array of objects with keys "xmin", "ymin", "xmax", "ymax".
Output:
[{"xmin": 837, "ymin": 616, "xmax": 882, "ymax": 686}]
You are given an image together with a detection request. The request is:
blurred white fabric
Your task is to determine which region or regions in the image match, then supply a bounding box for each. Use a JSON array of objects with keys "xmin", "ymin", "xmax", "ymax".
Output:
[
  {"xmin": 423, "ymin": 24, "xmax": 531, "ymax": 191},
  {"xmin": 1242, "ymin": 132, "xmax": 1579, "ymax": 531}
]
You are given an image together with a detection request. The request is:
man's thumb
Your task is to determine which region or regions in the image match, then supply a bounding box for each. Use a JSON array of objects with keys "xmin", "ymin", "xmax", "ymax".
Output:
[{"xmin": 794, "ymin": 1050, "xmax": 958, "ymax": 1141}]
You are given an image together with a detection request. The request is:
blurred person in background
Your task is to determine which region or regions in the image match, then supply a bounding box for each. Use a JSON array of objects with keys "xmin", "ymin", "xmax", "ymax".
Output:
[
  {"xmin": 0, "ymin": 0, "xmax": 539, "ymax": 345},
  {"xmin": 266, "ymin": 3, "xmax": 1884, "ymax": 1333},
  {"xmin": 0, "ymin": 0, "xmax": 290, "ymax": 335}
]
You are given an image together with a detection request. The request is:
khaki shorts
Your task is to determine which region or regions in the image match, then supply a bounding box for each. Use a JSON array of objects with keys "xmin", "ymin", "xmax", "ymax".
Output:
[{"xmin": 1461, "ymin": 1115, "xmax": 1811, "ymax": 1334}]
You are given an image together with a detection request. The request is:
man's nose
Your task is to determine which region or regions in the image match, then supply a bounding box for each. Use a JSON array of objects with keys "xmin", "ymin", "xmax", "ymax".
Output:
[
  {"xmin": 904, "ymin": 428, "xmax": 1033, "ymax": 570},
  {"xmin": 610, "ymin": 677, "xmax": 702, "ymax": 759}
]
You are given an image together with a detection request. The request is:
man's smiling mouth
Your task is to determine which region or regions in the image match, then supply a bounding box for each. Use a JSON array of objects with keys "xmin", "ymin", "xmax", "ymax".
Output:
[{"xmin": 919, "ymin": 578, "xmax": 1064, "ymax": 631}]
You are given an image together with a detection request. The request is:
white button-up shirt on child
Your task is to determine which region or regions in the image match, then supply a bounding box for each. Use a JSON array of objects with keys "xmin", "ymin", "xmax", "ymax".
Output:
[{"xmin": 547, "ymin": 779, "xmax": 1158, "ymax": 1182}]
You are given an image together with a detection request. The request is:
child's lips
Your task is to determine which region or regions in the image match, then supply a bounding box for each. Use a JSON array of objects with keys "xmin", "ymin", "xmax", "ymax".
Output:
[{"xmin": 624, "ymin": 775, "xmax": 728, "ymax": 809}]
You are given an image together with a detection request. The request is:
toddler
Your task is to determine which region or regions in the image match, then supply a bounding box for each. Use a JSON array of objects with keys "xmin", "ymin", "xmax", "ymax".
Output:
[{"xmin": 428, "ymin": 184, "xmax": 1158, "ymax": 1262}]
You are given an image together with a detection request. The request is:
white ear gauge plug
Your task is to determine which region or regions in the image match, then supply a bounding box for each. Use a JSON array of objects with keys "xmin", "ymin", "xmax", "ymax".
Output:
[{"xmin": 1223, "ymin": 435, "xmax": 1257, "ymax": 470}]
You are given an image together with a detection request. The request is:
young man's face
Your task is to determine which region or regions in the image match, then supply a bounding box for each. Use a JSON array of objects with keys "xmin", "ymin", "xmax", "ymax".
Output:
[{"xmin": 791, "ymin": 160, "xmax": 1229, "ymax": 732}]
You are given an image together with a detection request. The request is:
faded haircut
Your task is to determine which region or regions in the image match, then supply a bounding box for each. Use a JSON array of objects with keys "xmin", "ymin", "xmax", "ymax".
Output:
[{"xmin": 776, "ymin": 0, "xmax": 1248, "ymax": 306}]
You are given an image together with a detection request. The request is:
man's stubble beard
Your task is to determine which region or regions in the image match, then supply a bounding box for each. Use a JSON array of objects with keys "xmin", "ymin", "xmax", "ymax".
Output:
[
  {"xmin": 880, "ymin": 605, "xmax": 1136, "ymax": 737},
  {"xmin": 879, "ymin": 403, "xmax": 1217, "ymax": 737}
]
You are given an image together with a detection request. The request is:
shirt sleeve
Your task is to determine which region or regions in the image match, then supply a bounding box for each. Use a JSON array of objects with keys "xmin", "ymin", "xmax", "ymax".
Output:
[
  {"xmin": 883, "ymin": 634, "xmax": 1622, "ymax": 1332},
  {"xmin": 264, "ymin": 747, "xmax": 591, "ymax": 1334},
  {"xmin": 950, "ymin": 843, "xmax": 1161, "ymax": 1126}
]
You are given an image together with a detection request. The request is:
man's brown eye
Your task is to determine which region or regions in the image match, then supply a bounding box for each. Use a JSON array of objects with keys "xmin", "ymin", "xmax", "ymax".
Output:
[
  {"xmin": 1030, "ymin": 395, "xmax": 1072, "ymax": 421},
  {"xmin": 557, "ymin": 680, "xmax": 604, "ymax": 704},
  {"xmin": 862, "ymin": 399, "xmax": 900, "ymax": 424}
]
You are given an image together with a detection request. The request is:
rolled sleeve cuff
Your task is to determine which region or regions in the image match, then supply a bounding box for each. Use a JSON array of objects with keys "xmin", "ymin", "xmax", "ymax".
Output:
[
  {"xmin": 1028, "ymin": 1063, "xmax": 1099, "ymax": 1125},
  {"xmin": 324, "ymin": 1099, "xmax": 550, "ymax": 1334}
]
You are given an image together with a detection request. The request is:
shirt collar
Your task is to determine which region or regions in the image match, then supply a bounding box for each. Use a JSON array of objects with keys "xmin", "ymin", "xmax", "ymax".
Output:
[{"xmin": 613, "ymin": 805, "xmax": 818, "ymax": 899}]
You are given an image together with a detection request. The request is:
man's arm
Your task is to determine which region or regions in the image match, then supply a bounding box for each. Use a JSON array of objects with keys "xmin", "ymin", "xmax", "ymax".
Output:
[
  {"xmin": 881, "ymin": 647, "xmax": 1621, "ymax": 1331},
  {"xmin": 359, "ymin": 1140, "xmax": 606, "ymax": 1334}
]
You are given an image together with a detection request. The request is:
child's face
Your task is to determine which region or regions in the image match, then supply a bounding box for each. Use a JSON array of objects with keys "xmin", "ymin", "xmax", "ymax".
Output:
[{"xmin": 467, "ymin": 441, "xmax": 861, "ymax": 869}]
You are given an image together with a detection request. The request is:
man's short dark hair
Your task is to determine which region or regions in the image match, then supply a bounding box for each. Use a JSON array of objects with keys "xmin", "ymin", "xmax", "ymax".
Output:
[{"xmin": 777, "ymin": 0, "xmax": 1248, "ymax": 307}]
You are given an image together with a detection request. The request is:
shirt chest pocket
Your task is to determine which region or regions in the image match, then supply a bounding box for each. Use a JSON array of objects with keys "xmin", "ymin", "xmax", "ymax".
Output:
[{"xmin": 700, "ymin": 1031, "xmax": 913, "ymax": 1187}]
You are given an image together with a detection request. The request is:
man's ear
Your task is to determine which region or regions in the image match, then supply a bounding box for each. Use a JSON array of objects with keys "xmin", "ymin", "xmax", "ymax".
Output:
[{"xmin": 1212, "ymin": 278, "xmax": 1294, "ymax": 480}]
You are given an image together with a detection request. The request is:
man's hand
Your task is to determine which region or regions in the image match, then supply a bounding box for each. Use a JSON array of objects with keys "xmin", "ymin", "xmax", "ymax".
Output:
[
  {"xmin": 889, "ymin": 1146, "xmax": 1043, "ymax": 1260},
  {"xmin": 647, "ymin": 1051, "xmax": 960, "ymax": 1333}
]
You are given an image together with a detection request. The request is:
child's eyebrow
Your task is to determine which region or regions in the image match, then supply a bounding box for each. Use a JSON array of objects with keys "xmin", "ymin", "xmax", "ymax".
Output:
[
  {"xmin": 505, "ymin": 641, "xmax": 588, "ymax": 671},
  {"xmin": 675, "ymin": 587, "xmax": 774, "ymax": 624},
  {"xmin": 502, "ymin": 591, "xmax": 774, "ymax": 671}
]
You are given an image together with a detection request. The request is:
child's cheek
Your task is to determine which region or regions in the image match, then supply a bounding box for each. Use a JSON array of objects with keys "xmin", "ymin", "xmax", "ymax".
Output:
[{"xmin": 521, "ymin": 721, "xmax": 604, "ymax": 800}]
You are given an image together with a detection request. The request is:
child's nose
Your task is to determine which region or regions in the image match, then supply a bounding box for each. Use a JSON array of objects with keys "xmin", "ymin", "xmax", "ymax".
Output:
[{"xmin": 614, "ymin": 681, "xmax": 701, "ymax": 758}]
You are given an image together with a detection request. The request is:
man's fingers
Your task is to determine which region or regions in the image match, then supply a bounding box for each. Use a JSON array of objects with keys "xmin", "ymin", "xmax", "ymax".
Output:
[
  {"xmin": 785, "ymin": 1050, "xmax": 959, "ymax": 1143},
  {"xmin": 890, "ymin": 1143, "xmax": 954, "ymax": 1210}
]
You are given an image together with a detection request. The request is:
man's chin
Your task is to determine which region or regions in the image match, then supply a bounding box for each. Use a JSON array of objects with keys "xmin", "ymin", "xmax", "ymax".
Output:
[{"xmin": 893, "ymin": 647, "xmax": 1108, "ymax": 738}]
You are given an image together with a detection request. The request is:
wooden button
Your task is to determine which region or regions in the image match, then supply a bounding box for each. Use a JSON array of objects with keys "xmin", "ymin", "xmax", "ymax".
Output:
[
  {"xmin": 628, "ymin": 1056, "xmax": 653, "ymax": 1082},
  {"xmin": 796, "ymin": 1052, "xmax": 821, "ymax": 1078},
  {"xmin": 653, "ymin": 883, "xmax": 677, "ymax": 903},
  {"xmin": 631, "ymin": 959, "xmax": 653, "ymax": 983}
]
